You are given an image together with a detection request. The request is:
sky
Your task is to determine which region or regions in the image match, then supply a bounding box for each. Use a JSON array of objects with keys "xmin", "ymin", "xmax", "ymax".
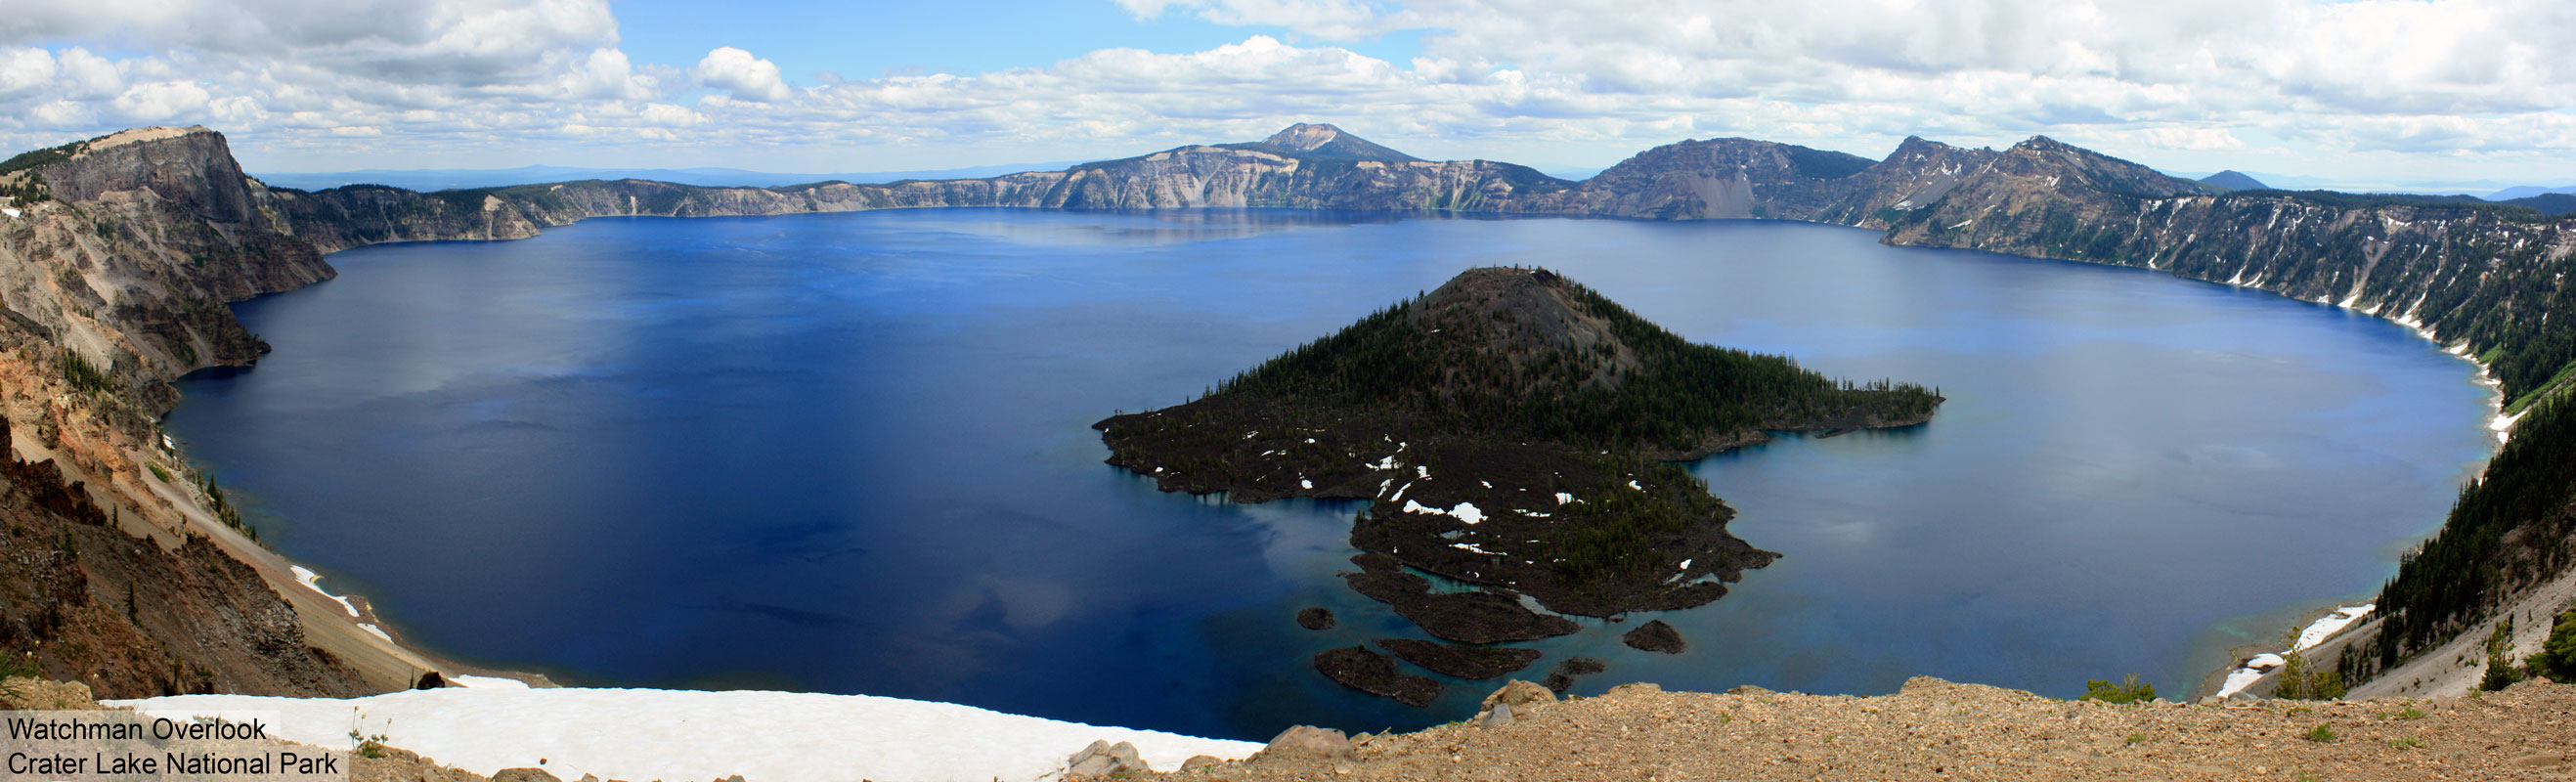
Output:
[{"xmin": 1, "ymin": 0, "xmax": 2572, "ymax": 191}]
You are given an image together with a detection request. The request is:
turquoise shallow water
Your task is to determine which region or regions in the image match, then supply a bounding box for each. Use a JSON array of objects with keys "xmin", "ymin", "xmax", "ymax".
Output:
[{"xmin": 166, "ymin": 208, "xmax": 2496, "ymax": 739}]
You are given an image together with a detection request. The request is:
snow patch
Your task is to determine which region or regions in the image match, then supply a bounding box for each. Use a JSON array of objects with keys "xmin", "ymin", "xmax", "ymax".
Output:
[
  {"xmin": 290, "ymin": 566, "xmax": 361, "ymax": 619},
  {"xmin": 2213, "ymin": 604, "xmax": 2374, "ymax": 698},
  {"xmin": 1402, "ymin": 500, "xmax": 1485, "ymax": 525},
  {"xmin": 111, "ymin": 688, "xmax": 1260, "ymax": 782},
  {"xmin": 446, "ymin": 674, "xmax": 530, "ymax": 689},
  {"xmin": 1554, "ymin": 493, "xmax": 1578, "ymax": 504},
  {"xmin": 1299, "ymin": 478, "xmax": 1313, "ymax": 490}
]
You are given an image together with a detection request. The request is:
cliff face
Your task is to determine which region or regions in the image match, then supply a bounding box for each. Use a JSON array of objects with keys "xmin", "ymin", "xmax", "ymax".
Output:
[{"xmin": 0, "ymin": 127, "xmax": 366, "ymax": 698}]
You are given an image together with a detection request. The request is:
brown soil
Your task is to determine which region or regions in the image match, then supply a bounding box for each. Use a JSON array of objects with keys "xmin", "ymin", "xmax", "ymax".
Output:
[
  {"xmin": 1153, "ymin": 676, "xmax": 2576, "ymax": 781},
  {"xmin": 0, "ymin": 417, "xmax": 370, "ymax": 699}
]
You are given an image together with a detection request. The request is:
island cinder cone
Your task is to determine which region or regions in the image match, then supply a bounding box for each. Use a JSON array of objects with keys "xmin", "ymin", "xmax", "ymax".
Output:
[{"xmin": 1096, "ymin": 267, "xmax": 1943, "ymax": 636}]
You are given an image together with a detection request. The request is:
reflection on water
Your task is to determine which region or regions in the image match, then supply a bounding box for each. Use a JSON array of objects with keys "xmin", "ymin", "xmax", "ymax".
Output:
[{"xmin": 167, "ymin": 209, "xmax": 2496, "ymax": 741}]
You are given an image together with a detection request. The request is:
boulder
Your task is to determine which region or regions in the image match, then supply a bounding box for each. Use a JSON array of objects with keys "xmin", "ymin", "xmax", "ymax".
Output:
[
  {"xmin": 491, "ymin": 769, "xmax": 561, "ymax": 782},
  {"xmin": 1479, "ymin": 679, "xmax": 1555, "ymax": 713},
  {"xmin": 1250, "ymin": 725, "xmax": 1354, "ymax": 760},
  {"xmin": 1065, "ymin": 739, "xmax": 1150, "ymax": 779}
]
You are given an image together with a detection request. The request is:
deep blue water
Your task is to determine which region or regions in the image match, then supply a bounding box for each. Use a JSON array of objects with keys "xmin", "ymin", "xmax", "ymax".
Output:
[{"xmin": 165, "ymin": 209, "xmax": 2497, "ymax": 740}]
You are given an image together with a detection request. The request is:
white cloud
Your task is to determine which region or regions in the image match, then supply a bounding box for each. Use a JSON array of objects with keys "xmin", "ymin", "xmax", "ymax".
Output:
[
  {"xmin": 110, "ymin": 81, "xmax": 212, "ymax": 123},
  {"xmin": 0, "ymin": 0, "xmax": 2569, "ymax": 184},
  {"xmin": 1114, "ymin": 0, "xmax": 1384, "ymax": 39},
  {"xmin": 691, "ymin": 47, "xmax": 790, "ymax": 103},
  {"xmin": 0, "ymin": 48, "xmax": 57, "ymax": 100}
]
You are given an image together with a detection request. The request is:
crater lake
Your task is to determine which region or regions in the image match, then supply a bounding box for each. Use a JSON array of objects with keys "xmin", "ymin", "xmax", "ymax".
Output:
[{"xmin": 164, "ymin": 208, "xmax": 2498, "ymax": 740}]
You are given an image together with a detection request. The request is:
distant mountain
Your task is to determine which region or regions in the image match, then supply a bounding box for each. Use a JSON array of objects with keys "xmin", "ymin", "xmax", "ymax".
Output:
[
  {"xmin": 2199, "ymin": 170, "xmax": 2269, "ymax": 192},
  {"xmin": 2499, "ymin": 193, "xmax": 2576, "ymax": 216},
  {"xmin": 1228, "ymin": 122, "xmax": 1423, "ymax": 162},
  {"xmin": 2491, "ymin": 184, "xmax": 2576, "ymax": 201},
  {"xmin": 252, "ymin": 161, "xmax": 1085, "ymax": 193}
]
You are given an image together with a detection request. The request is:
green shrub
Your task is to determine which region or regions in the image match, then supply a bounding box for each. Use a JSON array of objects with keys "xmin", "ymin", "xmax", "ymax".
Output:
[
  {"xmin": 2303, "ymin": 723, "xmax": 2338, "ymax": 743},
  {"xmin": 2275, "ymin": 651, "xmax": 2347, "ymax": 700},
  {"xmin": 2078, "ymin": 673, "xmax": 2157, "ymax": 704},
  {"xmin": 2527, "ymin": 607, "xmax": 2576, "ymax": 683},
  {"xmin": 0, "ymin": 652, "xmax": 38, "ymax": 680},
  {"xmin": 2480, "ymin": 618, "xmax": 2528, "ymax": 691}
]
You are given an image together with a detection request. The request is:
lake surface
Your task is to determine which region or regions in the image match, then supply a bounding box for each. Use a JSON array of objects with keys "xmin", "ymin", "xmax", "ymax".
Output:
[{"xmin": 166, "ymin": 209, "xmax": 2499, "ymax": 740}]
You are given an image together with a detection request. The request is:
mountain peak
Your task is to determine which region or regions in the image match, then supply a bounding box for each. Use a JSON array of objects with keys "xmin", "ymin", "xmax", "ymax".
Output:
[
  {"xmin": 1247, "ymin": 123, "xmax": 1422, "ymax": 162},
  {"xmin": 2199, "ymin": 170, "xmax": 2270, "ymax": 192},
  {"xmin": 1263, "ymin": 123, "xmax": 1347, "ymax": 151}
]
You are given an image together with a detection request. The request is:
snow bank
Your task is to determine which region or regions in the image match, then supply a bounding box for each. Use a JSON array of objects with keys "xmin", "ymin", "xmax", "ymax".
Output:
[
  {"xmin": 290, "ymin": 566, "xmax": 360, "ymax": 618},
  {"xmin": 2213, "ymin": 604, "xmax": 2374, "ymax": 698},
  {"xmin": 445, "ymin": 675, "xmax": 529, "ymax": 690},
  {"xmin": 111, "ymin": 688, "xmax": 1260, "ymax": 782},
  {"xmin": 2292, "ymin": 605, "xmax": 2374, "ymax": 651}
]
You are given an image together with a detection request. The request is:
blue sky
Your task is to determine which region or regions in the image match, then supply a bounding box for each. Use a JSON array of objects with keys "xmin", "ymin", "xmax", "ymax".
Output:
[
  {"xmin": 2, "ymin": 0, "xmax": 2571, "ymax": 191},
  {"xmin": 609, "ymin": 1, "xmax": 1422, "ymax": 84}
]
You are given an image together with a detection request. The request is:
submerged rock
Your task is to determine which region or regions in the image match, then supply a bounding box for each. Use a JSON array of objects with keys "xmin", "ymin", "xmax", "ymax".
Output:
[
  {"xmin": 1313, "ymin": 646, "xmax": 1442, "ymax": 707},
  {"xmin": 1622, "ymin": 619, "xmax": 1686, "ymax": 654},
  {"xmin": 1542, "ymin": 657, "xmax": 1607, "ymax": 693},
  {"xmin": 1341, "ymin": 567, "xmax": 1578, "ymax": 644},
  {"xmin": 1296, "ymin": 606, "xmax": 1335, "ymax": 630},
  {"xmin": 1376, "ymin": 637, "xmax": 1543, "ymax": 679}
]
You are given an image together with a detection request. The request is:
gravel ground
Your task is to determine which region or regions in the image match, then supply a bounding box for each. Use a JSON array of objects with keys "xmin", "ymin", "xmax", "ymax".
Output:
[{"xmin": 1142, "ymin": 676, "xmax": 2576, "ymax": 782}]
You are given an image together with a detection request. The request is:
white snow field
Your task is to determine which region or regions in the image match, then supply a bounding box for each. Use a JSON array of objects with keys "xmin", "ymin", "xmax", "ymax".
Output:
[{"xmin": 114, "ymin": 687, "xmax": 1261, "ymax": 782}]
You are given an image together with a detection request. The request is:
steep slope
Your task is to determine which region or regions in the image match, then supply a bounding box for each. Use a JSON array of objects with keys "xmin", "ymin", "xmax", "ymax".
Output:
[
  {"xmin": 1096, "ymin": 268, "xmax": 1941, "ymax": 630},
  {"xmin": 0, "ymin": 127, "xmax": 436, "ymax": 697}
]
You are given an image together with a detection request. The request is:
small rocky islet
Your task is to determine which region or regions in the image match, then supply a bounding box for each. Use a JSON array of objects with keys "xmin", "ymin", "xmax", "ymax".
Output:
[{"xmin": 1100, "ymin": 266, "xmax": 1941, "ymax": 705}]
